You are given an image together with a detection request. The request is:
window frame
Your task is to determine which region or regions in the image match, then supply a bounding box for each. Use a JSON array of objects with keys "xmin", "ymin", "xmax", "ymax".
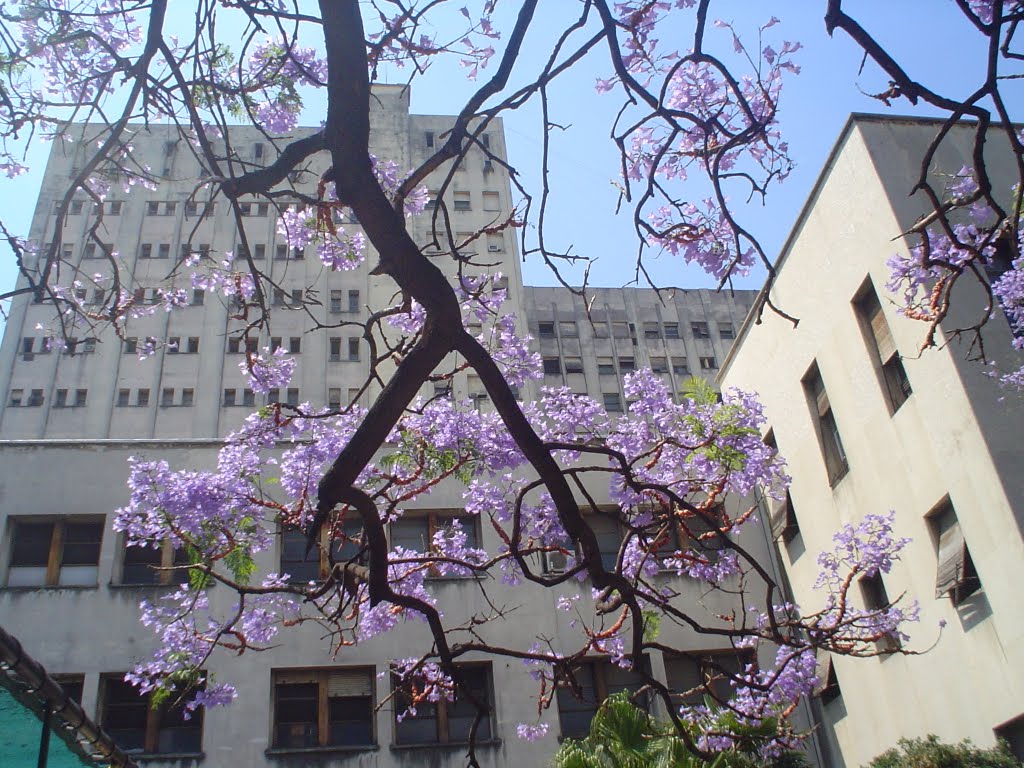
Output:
[
  {"xmin": 100, "ymin": 674, "xmax": 204, "ymax": 756},
  {"xmin": 556, "ymin": 658, "xmax": 649, "ymax": 740},
  {"xmin": 392, "ymin": 662, "xmax": 495, "ymax": 747},
  {"xmin": 271, "ymin": 667, "xmax": 376, "ymax": 752},
  {"xmin": 119, "ymin": 539, "xmax": 191, "ymax": 586},
  {"xmin": 388, "ymin": 512, "xmax": 482, "ymax": 580},
  {"xmin": 803, "ymin": 363, "xmax": 849, "ymax": 486},
  {"xmin": 926, "ymin": 497, "xmax": 981, "ymax": 606},
  {"xmin": 6, "ymin": 516, "xmax": 104, "ymax": 588}
]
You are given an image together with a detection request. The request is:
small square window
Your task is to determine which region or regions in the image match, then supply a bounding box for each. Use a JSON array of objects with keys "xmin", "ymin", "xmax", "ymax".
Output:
[
  {"xmin": 543, "ymin": 357, "xmax": 561, "ymax": 375},
  {"xmin": 664, "ymin": 323, "xmax": 680, "ymax": 339},
  {"xmin": 538, "ymin": 321, "xmax": 555, "ymax": 338},
  {"xmin": 603, "ymin": 392, "xmax": 622, "ymax": 412},
  {"xmin": 274, "ymin": 668, "xmax": 375, "ymax": 750},
  {"xmin": 7, "ymin": 518, "xmax": 103, "ymax": 587},
  {"xmin": 691, "ymin": 321, "xmax": 710, "ymax": 339},
  {"xmin": 393, "ymin": 663, "xmax": 493, "ymax": 745},
  {"xmin": 101, "ymin": 675, "xmax": 203, "ymax": 755}
]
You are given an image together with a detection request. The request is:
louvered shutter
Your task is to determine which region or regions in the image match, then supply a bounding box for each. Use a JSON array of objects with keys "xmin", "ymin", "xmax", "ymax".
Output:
[
  {"xmin": 871, "ymin": 307, "xmax": 897, "ymax": 361},
  {"xmin": 770, "ymin": 495, "xmax": 790, "ymax": 540},
  {"xmin": 327, "ymin": 669, "xmax": 372, "ymax": 698},
  {"xmin": 935, "ymin": 519, "xmax": 966, "ymax": 598}
]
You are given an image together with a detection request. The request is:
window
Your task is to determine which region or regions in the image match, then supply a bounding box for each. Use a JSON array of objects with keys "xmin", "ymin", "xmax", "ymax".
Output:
[
  {"xmin": 185, "ymin": 337, "xmax": 199, "ymax": 354},
  {"xmin": 279, "ymin": 522, "xmax": 364, "ymax": 585},
  {"xmin": 557, "ymin": 660, "xmax": 647, "ymax": 740},
  {"xmin": 243, "ymin": 388, "xmax": 256, "ymax": 407},
  {"xmin": 117, "ymin": 389, "xmax": 130, "ymax": 407},
  {"xmin": 611, "ymin": 322, "xmax": 630, "ymax": 339},
  {"xmin": 9, "ymin": 388, "xmax": 24, "ymax": 407},
  {"xmin": 814, "ymin": 655, "xmax": 842, "ymax": 706},
  {"xmin": 650, "ymin": 356, "xmax": 668, "ymax": 374},
  {"xmin": 191, "ymin": 289, "xmax": 205, "ymax": 306},
  {"xmin": 390, "ymin": 513, "xmax": 480, "ymax": 569},
  {"xmin": 719, "ymin": 322, "xmax": 735, "ymax": 340},
  {"xmin": 268, "ymin": 389, "xmax": 280, "ymax": 405},
  {"xmin": 74, "ymin": 389, "xmax": 87, "ymax": 407},
  {"xmin": 101, "ymin": 676, "xmax": 203, "ymax": 755},
  {"xmin": 223, "ymin": 389, "xmax": 236, "ymax": 407},
  {"xmin": 181, "ymin": 388, "xmax": 194, "ymax": 407},
  {"xmin": 347, "ymin": 338, "xmax": 360, "ymax": 362},
  {"xmin": 453, "ymin": 191, "xmax": 471, "ymax": 211},
  {"xmin": 482, "ymin": 191, "xmax": 501, "ymax": 212},
  {"xmin": 28, "ymin": 389, "xmax": 44, "ymax": 406},
  {"xmin": 348, "ymin": 289, "xmax": 360, "ymax": 313},
  {"xmin": 121, "ymin": 540, "xmax": 191, "ymax": 585},
  {"xmin": 643, "ymin": 322, "xmax": 660, "ymax": 339},
  {"xmin": 70, "ymin": 200, "xmax": 84, "ymax": 215},
  {"xmin": 146, "ymin": 201, "xmax": 160, "ymax": 216},
  {"xmin": 123, "ymin": 337, "xmax": 138, "ymax": 355},
  {"xmin": 859, "ymin": 572, "xmax": 900, "ymax": 653},
  {"xmin": 139, "ymin": 243, "xmax": 152, "ymax": 259},
  {"xmin": 603, "ymin": 392, "xmax": 622, "ymax": 412},
  {"xmin": 55, "ymin": 389, "xmax": 68, "ymax": 408},
  {"xmin": 161, "ymin": 388, "xmax": 175, "ymax": 407},
  {"xmin": 227, "ymin": 338, "xmax": 241, "ymax": 354},
  {"xmin": 329, "ymin": 337, "xmax": 342, "ymax": 362},
  {"xmin": 559, "ymin": 321, "xmax": 578, "ymax": 338},
  {"xmin": 330, "ymin": 290, "xmax": 343, "ymax": 313},
  {"xmin": 137, "ymin": 389, "xmax": 150, "ymax": 407},
  {"xmin": 564, "ymin": 357, "xmax": 584, "ymax": 374},
  {"xmin": 425, "ymin": 131, "xmax": 435, "ymax": 148},
  {"xmin": 83, "ymin": 242, "xmax": 98, "ymax": 259},
  {"xmin": 699, "ymin": 356, "xmax": 717, "ymax": 370},
  {"xmin": 394, "ymin": 664, "xmax": 493, "ymax": 745},
  {"xmin": 275, "ymin": 244, "xmax": 288, "ymax": 261},
  {"xmin": 291, "ymin": 288, "xmax": 303, "ymax": 306},
  {"xmin": 665, "ymin": 650, "xmax": 753, "ymax": 707},
  {"xmin": 691, "ymin": 321, "xmax": 710, "ymax": 339},
  {"xmin": 286, "ymin": 388, "xmax": 299, "ymax": 406},
  {"xmin": 254, "ymin": 142, "xmax": 265, "ymax": 161},
  {"xmin": 618, "ymin": 357, "xmax": 635, "ymax": 373},
  {"xmin": 288, "ymin": 337, "xmax": 301, "ymax": 354},
  {"xmin": 6, "ymin": 518, "xmax": 103, "ymax": 587},
  {"xmin": 854, "ymin": 281, "xmax": 911, "ymax": 412},
  {"xmin": 538, "ymin": 321, "xmax": 555, "ymax": 338},
  {"xmin": 928, "ymin": 498, "xmax": 981, "ymax": 606},
  {"xmin": 803, "ymin": 364, "xmax": 848, "ymax": 485},
  {"xmin": 167, "ymin": 336, "xmax": 181, "ymax": 354},
  {"xmin": 328, "ymin": 388, "xmax": 342, "ymax": 410},
  {"xmin": 253, "ymin": 243, "xmax": 266, "ymax": 260},
  {"xmin": 543, "ymin": 357, "xmax": 562, "ymax": 375},
  {"xmin": 588, "ymin": 513, "xmax": 623, "ymax": 571},
  {"xmin": 664, "ymin": 322, "xmax": 680, "ymax": 339},
  {"xmin": 273, "ymin": 668, "xmax": 375, "ymax": 750},
  {"xmin": 597, "ymin": 357, "xmax": 615, "ymax": 375}
]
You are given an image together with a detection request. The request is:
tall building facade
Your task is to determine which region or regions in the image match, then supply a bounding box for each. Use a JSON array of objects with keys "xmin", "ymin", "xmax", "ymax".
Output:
[
  {"xmin": 0, "ymin": 88, "xmax": 785, "ymax": 767},
  {"xmin": 720, "ymin": 115, "xmax": 1024, "ymax": 766}
]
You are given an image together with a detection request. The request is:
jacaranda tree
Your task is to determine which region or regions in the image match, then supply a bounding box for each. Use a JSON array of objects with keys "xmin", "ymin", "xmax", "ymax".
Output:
[{"xmin": 1, "ymin": 1, "xmax": 1022, "ymax": 765}]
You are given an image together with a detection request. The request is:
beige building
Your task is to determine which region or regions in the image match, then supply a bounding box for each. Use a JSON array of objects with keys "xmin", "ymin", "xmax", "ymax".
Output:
[
  {"xmin": 0, "ymin": 89, "xmax": 796, "ymax": 766},
  {"xmin": 720, "ymin": 115, "xmax": 1024, "ymax": 766}
]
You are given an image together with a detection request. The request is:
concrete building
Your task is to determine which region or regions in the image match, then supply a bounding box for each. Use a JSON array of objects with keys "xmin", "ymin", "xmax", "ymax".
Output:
[
  {"xmin": 720, "ymin": 115, "xmax": 1024, "ymax": 766},
  {"xmin": 0, "ymin": 88, "xmax": 781, "ymax": 767}
]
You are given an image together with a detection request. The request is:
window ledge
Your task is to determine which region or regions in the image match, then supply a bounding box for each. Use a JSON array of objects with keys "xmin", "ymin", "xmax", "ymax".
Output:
[
  {"xmin": 108, "ymin": 582, "xmax": 192, "ymax": 590},
  {"xmin": 0, "ymin": 584, "xmax": 98, "ymax": 592},
  {"xmin": 132, "ymin": 752, "xmax": 204, "ymax": 762},
  {"xmin": 265, "ymin": 745, "xmax": 378, "ymax": 757},
  {"xmin": 390, "ymin": 739, "xmax": 501, "ymax": 751}
]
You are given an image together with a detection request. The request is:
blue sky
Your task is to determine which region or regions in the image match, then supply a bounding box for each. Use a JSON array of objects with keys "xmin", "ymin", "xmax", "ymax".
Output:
[{"xmin": 0, "ymin": 1, "xmax": 1014, "ymax": 304}]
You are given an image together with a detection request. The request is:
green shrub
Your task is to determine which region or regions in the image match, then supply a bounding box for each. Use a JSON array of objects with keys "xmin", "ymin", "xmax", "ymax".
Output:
[{"xmin": 866, "ymin": 735, "xmax": 1021, "ymax": 768}]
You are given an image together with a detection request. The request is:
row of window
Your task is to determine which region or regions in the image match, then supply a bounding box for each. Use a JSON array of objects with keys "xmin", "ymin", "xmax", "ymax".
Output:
[
  {"xmin": 537, "ymin": 320, "xmax": 733, "ymax": 342},
  {"xmin": 543, "ymin": 354, "xmax": 717, "ymax": 377},
  {"xmin": 53, "ymin": 199, "xmax": 215, "ymax": 218},
  {"xmin": 3, "ymin": 510, "xmax": 723, "ymax": 591},
  {"xmin": 7, "ymin": 386, "xmax": 316, "ymax": 410},
  {"xmin": 51, "ymin": 651, "xmax": 752, "ymax": 757}
]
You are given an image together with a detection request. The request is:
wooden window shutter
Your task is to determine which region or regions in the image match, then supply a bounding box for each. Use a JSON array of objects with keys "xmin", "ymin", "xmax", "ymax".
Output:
[
  {"xmin": 327, "ymin": 669, "xmax": 372, "ymax": 698},
  {"xmin": 935, "ymin": 516, "xmax": 966, "ymax": 598},
  {"xmin": 870, "ymin": 305, "xmax": 897, "ymax": 361},
  {"xmin": 769, "ymin": 494, "xmax": 791, "ymax": 540}
]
